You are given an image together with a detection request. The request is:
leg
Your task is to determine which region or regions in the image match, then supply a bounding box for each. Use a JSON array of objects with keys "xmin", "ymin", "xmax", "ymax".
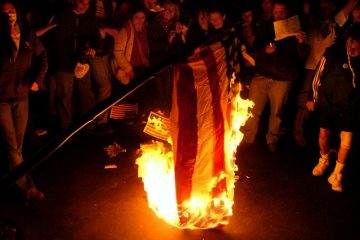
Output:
[
  {"xmin": 328, "ymin": 131, "xmax": 353, "ymax": 192},
  {"xmin": 337, "ymin": 131, "xmax": 352, "ymax": 164},
  {"xmin": 48, "ymin": 74, "xmax": 57, "ymax": 119},
  {"xmin": 76, "ymin": 71, "xmax": 95, "ymax": 118},
  {"xmin": 55, "ymin": 71, "xmax": 75, "ymax": 130},
  {"xmin": 319, "ymin": 127, "xmax": 331, "ymax": 156},
  {"xmin": 89, "ymin": 55, "xmax": 112, "ymax": 124},
  {"xmin": 0, "ymin": 100, "xmax": 33, "ymax": 191},
  {"xmin": 293, "ymin": 69, "xmax": 315, "ymax": 145},
  {"xmin": 243, "ymin": 74, "xmax": 270, "ymax": 143},
  {"xmin": 312, "ymin": 127, "xmax": 331, "ymax": 176},
  {"xmin": 267, "ymin": 79, "xmax": 292, "ymax": 145}
]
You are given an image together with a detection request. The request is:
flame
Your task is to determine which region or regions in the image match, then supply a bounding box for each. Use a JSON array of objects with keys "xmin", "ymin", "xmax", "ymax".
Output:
[{"xmin": 136, "ymin": 78, "xmax": 253, "ymax": 229}]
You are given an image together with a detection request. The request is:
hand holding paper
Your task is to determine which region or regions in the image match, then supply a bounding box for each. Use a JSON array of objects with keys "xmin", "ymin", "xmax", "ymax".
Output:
[{"xmin": 273, "ymin": 15, "xmax": 301, "ymax": 41}]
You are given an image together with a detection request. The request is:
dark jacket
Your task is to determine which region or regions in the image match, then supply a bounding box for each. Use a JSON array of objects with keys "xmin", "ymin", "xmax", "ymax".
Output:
[
  {"xmin": 0, "ymin": 30, "xmax": 48, "ymax": 101},
  {"xmin": 147, "ymin": 14, "xmax": 176, "ymax": 66},
  {"xmin": 318, "ymin": 42, "xmax": 360, "ymax": 113},
  {"xmin": 253, "ymin": 18, "xmax": 309, "ymax": 82},
  {"xmin": 53, "ymin": 9, "xmax": 100, "ymax": 73}
]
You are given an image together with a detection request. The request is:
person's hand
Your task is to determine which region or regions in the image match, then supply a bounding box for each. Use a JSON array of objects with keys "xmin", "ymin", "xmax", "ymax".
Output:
[
  {"xmin": 175, "ymin": 22, "xmax": 183, "ymax": 33},
  {"xmin": 47, "ymin": 16, "xmax": 57, "ymax": 29},
  {"xmin": 100, "ymin": 27, "xmax": 118, "ymax": 38},
  {"xmin": 86, "ymin": 48, "xmax": 96, "ymax": 56},
  {"xmin": 265, "ymin": 42, "xmax": 276, "ymax": 54},
  {"xmin": 306, "ymin": 101, "xmax": 316, "ymax": 111},
  {"xmin": 100, "ymin": 28, "xmax": 106, "ymax": 39},
  {"xmin": 127, "ymin": 70, "xmax": 135, "ymax": 80},
  {"xmin": 30, "ymin": 82, "xmax": 39, "ymax": 92},
  {"xmin": 168, "ymin": 30, "xmax": 176, "ymax": 44},
  {"xmin": 296, "ymin": 32, "xmax": 306, "ymax": 43}
]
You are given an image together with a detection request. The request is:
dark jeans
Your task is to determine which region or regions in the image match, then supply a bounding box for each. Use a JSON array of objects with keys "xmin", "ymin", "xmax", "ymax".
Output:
[
  {"xmin": 89, "ymin": 55, "xmax": 112, "ymax": 125},
  {"xmin": 54, "ymin": 71, "xmax": 95, "ymax": 130}
]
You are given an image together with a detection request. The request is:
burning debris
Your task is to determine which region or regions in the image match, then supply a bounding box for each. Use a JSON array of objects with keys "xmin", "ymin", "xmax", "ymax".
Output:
[{"xmin": 103, "ymin": 142, "xmax": 127, "ymax": 158}]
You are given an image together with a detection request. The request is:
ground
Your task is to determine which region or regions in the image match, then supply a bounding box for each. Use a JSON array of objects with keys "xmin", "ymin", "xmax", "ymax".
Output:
[{"xmin": 1, "ymin": 116, "xmax": 359, "ymax": 240}]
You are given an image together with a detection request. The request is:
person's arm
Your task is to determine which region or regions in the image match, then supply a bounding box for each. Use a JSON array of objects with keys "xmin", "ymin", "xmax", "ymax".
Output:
[
  {"xmin": 342, "ymin": 0, "xmax": 359, "ymax": 19},
  {"xmin": 295, "ymin": 32, "xmax": 310, "ymax": 61},
  {"xmin": 35, "ymin": 16, "xmax": 57, "ymax": 37},
  {"xmin": 113, "ymin": 26, "xmax": 133, "ymax": 77},
  {"xmin": 307, "ymin": 56, "xmax": 326, "ymax": 111},
  {"xmin": 31, "ymin": 33, "xmax": 48, "ymax": 91},
  {"xmin": 335, "ymin": 0, "xmax": 359, "ymax": 26}
]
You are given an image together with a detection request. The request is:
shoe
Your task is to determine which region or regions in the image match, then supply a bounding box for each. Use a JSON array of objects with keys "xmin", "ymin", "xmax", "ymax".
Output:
[
  {"xmin": 312, "ymin": 157, "xmax": 329, "ymax": 176},
  {"xmin": 267, "ymin": 142, "xmax": 278, "ymax": 152},
  {"xmin": 293, "ymin": 133, "xmax": 306, "ymax": 146},
  {"xmin": 328, "ymin": 173, "xmax": 343, "ymax": 192},
  {"xmin": 27, "ymin": 187, "xmax": 45, "ymax": 201}
]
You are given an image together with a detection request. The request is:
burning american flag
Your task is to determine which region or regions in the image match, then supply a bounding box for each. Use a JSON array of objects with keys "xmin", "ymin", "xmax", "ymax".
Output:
[{"xmin": 136, "ymin": 42, "xmax": 253, "ymax": 229}]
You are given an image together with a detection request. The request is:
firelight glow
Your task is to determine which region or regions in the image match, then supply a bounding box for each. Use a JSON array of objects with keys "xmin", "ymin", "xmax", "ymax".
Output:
[{"xmin": 136, "ymin": 81, "xmax": 254, "ymax": 229}]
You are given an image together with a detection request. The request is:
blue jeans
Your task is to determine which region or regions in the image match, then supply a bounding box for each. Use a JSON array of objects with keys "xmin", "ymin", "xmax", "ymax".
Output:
[
  {"xmin": 244, "ymin": 74, "xmax": 292, "ymax": 144},
  {"xmin": 0, "ymin": 99, "xmax": 34, "ymax": 191}
]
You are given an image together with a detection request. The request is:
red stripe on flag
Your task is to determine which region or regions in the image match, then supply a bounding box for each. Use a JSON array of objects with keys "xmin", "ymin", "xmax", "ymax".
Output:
[
  {"xmin": 175, "ymin": 63, "xmax": 198, "ymax": 205},
  {"xmin": 199, "ymin": 47, "xmax": 225, "ymax": 177}
]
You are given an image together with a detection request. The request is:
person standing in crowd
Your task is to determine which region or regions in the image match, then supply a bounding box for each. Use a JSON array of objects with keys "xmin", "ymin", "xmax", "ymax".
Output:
[
  {"xmin": 52, "ymin": 0, "xmax": 100, "ymax": 130},
  {"xmin": 147, "ymin": 0, "xmax": 182, "ymax": 114},
  {"xmin": 0, "ymin": 0, "xmax": 47, "ymax": 200},
  {"xmin": 239, "ymin": 5, "xmax": 257, "ymax": 93},
  {"xmin": 112, "ymin": 5, "xmax": 149, "ymax": 85},
  {"xmin": 352, "ymin": 2, "xmax": 360, "ymax": 23},
  {"xmin": 259, "ymin": 0, "xmax": 274, "ymax": 22},
  {"xmin": 148, "ymin": 0, "xmax": 181, "ymax": 66},
  {"xmin": 87, "ymin": 0, "xmax": 118, "ymax": 135},
  {"xmin": 185, "ymin": 9, "xmax": 210, "ymax": 50},
  {"xmin": 309, "ymin": 23, "xmax": 360, "ymax": 192},
  {"xmin": 243, "ymin": 0, "xmax": 309, "ymax": 152},
  {"xmin": 292, "ymin": 0, "xmax": 358, "ymax": 146},
  {"xmin": 208, "ymin": 6, "xmax": 242, "ymax": 82},
  {"xmin": 112, "ymin": 5, "xmax": 151, "ymax": 124}
]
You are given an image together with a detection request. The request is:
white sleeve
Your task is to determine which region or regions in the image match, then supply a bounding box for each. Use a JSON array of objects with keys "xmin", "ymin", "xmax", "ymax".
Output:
[{"xmin": 312, "ymin": 56, "xmax": 326, "ymax": 103}]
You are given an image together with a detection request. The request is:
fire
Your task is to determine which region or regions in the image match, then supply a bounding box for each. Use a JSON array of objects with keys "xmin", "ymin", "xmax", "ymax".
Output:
[{"xmin": 136, "ymin": 79, "xmax": 253, "ymax": 229}]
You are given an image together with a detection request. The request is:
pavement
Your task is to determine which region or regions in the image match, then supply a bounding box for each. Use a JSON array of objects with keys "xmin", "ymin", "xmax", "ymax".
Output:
[{"xmin": 1, "ymin": 115, "xmax": 360, "ymax": 240}]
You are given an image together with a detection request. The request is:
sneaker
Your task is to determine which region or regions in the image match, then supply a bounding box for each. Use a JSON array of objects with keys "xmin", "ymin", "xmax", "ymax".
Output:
[
  {"xmin": 27, "ymin": 187, "xmax": 45, "ymax": 201},
  {"xmin": 328, "ymin": 173, "xmax": 343, "ymax": 192},
  {"xmin": 312, "ymin": 157, "xmax": 329, "ymax": 176}
]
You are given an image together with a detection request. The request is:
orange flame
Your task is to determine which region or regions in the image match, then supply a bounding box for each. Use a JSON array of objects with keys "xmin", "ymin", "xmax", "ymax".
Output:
[{"xmin": 136, "ymin": 81, "xmax": 253, "ymax": 229}]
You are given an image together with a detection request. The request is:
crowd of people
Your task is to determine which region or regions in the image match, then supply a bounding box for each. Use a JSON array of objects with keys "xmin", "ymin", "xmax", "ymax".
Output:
[{"xmin": 0, "ymin": 0, "xmax": 359, "ymax": 200}]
